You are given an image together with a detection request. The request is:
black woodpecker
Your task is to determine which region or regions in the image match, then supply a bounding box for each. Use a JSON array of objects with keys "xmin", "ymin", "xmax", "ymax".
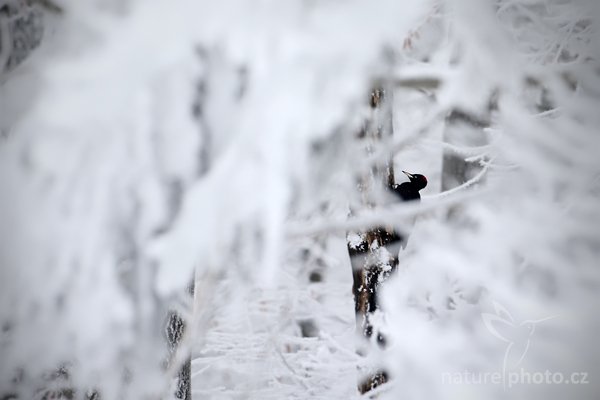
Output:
[{"xmin": 391, "ymin": 170, "xmax": 428, "ymax": 201}]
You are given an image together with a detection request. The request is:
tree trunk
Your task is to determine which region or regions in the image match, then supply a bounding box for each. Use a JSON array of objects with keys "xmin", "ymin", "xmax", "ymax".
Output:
[
  {"xmin": 165, "ymin": 277, "xmax": 194, "ymax": 400},
  {"xmin": 348, "ymin": 85, "xmax": 397, "ymax": 394}
]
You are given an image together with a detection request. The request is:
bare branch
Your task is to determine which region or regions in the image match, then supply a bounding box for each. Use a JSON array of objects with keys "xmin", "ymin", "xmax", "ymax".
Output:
[
  {"xmin": 423, "ymin": 161, "xmax": 490, "ymax": 201},
  {"xmin": 286, "ymin": 187, "xmax": 485, "ymax": 239},
  {"xmin": 423, "ymin": 139, "xmax": 492, "ymax": 157}
]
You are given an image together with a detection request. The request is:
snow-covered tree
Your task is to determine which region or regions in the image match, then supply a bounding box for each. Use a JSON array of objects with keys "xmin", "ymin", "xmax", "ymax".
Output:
[{"xmin": 1, "ymin": 1, "xmax": 599, "ymax": 399}]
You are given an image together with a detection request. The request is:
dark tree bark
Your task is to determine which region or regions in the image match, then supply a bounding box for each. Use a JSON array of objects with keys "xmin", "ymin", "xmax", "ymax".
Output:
[
  {"xmin": 0, "ymin": 0, "xmax": 47, "ymax": 74},
  {"xmin": 165, "ymin": 279, "xmax": 194, "ymax": 400}
]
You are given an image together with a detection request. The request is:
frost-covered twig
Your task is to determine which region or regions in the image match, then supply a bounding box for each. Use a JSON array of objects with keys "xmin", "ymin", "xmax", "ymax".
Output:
[
  {"xmin": 320, "ymin": 331, "xmax": 361, "ymax": 361},
  {"xmin": 287, "ymin": 187, "xmax": 484, "ymax": 238},
  {"xmin": 274, "ymin": 346, "xmax": 310, "ymax": 390},
  {"xmin": 479, "ymin": 158, "xmax": 518, "ymax": 171},
  {"xmin": 424, "ymin": 161, "xmax": 490, "ymax": 201},
  {"xmin": 423, "ymin": 139, "xmax": 492, "ymax": 157}
]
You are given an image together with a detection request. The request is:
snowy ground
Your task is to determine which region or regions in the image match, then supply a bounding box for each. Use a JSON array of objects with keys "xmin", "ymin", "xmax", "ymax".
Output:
[{"xmin": 190, "ymin": 236, "xmax": 358, "ymax": 399}]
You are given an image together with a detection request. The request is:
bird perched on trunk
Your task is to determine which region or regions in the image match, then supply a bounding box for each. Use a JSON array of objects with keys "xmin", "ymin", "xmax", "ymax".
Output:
[
  {"xmin": 349, "ymin": 170, "xmax": 428, "ymax": 264},
  {"xmin": 375, "ymin": 170, "xmax": 428, "ymax": 257},
  {"xmin": 391, "ymin": 170, "xmax": 428, "ymax": 201},
  {"xmin": 348, "ymin": 169, "xmax": 428, "ymax": 297},
  {"xmin": 379, "ymin": 170, "xmax": 428, "ymax": 257}
]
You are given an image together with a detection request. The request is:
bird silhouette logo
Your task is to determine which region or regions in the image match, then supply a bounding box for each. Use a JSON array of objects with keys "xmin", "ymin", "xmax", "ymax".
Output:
[{"xmin": 481, "ymin": 301, "xmax": 557, "ymax": 389}]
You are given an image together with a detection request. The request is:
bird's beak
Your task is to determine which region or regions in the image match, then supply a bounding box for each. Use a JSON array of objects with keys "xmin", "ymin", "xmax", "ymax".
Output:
[{"xmin": 402, "ymin": 170, "xmax": 414, "ymax": 179}]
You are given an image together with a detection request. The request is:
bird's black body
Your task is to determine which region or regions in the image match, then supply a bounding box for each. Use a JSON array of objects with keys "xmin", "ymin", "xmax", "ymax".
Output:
[{"xmin": 392, "ymin": 182, "xmax": 421, "ymax": 201}]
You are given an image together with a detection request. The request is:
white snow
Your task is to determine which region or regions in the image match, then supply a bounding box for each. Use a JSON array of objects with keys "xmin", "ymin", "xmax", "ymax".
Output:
[{"xmin": 1, "ymin": 0, "xmax": 599, "ymax": 399}]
